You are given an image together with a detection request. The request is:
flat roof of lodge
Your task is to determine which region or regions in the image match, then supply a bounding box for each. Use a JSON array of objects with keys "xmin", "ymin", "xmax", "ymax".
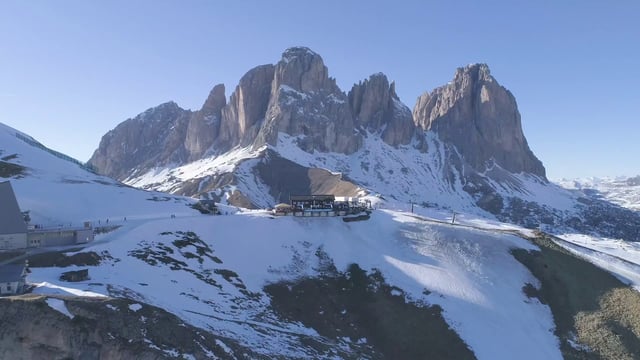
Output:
[{"xmin": 290, "ymin": 195, "xmax": 335, "ymax": 201}]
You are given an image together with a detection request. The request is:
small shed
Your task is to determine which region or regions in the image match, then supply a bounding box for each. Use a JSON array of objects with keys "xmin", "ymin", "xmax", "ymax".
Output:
[
  {"xmin": 0, "ymin": 262, "xmax": 28, "ymax": 295},
  {"xmin": 60, "ymin": 269, "xmax": 89, "ymax": 282}
]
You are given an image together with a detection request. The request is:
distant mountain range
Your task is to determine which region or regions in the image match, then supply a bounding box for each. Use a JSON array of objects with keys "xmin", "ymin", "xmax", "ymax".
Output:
[{"xmin": 558, "ymin": 176, "xmax": 640, "ymax": 211}]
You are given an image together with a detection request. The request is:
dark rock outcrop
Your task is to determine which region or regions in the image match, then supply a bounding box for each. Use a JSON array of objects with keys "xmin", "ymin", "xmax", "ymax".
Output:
[
  {"xmin": 0, "ymin": 295, "xmax": 250, "ymax": 359},
  {"xmin": 413, "ymin": 64, "xmax": 546, "ymax": 179},
  {"xmin": 256, "ymin": 150, "xmax": 361, "ymax": 204}
]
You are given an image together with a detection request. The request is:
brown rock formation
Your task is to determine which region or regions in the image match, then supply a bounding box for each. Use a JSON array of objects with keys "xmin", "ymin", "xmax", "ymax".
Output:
[
  {"xmin": 256, "ymin": 47, "xmax": 361, "ymax": 154},
  {"xmin": 218, "ymin": 64, "xmax": 275, "ymax": 150},
  {"xmin": 413, "ymin": 64, "xmax": 546, "ymax": 178},
  {"xmin": 88, "ymin": 101, "xmax": 191, "ymax": 180},
  {"xmin": 349, "ymin": 73, "xmax": 414, "ymax": 146},
  {"xmin": 185, "ymin": 83, "xmax": 226, "ymax": 160}
]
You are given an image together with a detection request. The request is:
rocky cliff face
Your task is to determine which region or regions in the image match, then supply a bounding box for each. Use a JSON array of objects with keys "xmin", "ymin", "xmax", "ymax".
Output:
[
  {"xmin": 255, "ymin": 47, "xmax": 361, "ymax": 154},
  {"xmin": 413, "ymin": 64, "xmax": 546, "ymax": 179},
  {"xmin": 0, "ymin": 295, "xmax": 249, "ymax": 359},
  {"xmin": 88, "ymin": 101, "xmax": 192, "ymax": 180},
  {"xmin": 348, "ymin": 73, "xmax": 414, "ymax": 146},
  {"xmin": 185, "ymin": 84, "xmax": 226, "ymax": 160},
  {"xmin": 218, "ymin": 64, "xmax": 275, "ymax": 151}
]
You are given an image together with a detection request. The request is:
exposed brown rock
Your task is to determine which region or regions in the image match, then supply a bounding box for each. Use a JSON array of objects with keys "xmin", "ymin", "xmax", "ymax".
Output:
[
  {"xmin": 413, "ymin": 64, "xmax": 546, "ymax": 178},
  {"xmin": 218, "ymin": 64, "xmax": 275, "ymax": 150},
  {"xmin": 349, "ymin": 73, "xmax": 414, "ymax": 146},
  {"xmin": 256, "ymin": 47, "xmax": 362, "ymax": 154},
  {"xmin": 185, "ymin": 83, "xmax": 226, "ymax": 160},
  {"xmin": 88, "ymin": 101, "xmax": 191, "ymax": 180}
]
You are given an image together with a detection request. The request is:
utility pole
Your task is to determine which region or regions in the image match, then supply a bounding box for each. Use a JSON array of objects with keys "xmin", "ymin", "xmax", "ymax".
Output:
[
  {"xmin": 451, "ymin": 211, "xmax": 456, "ymax": 225},
  {"xmin": 411, "ymin": 201, "xmax": 414, "ymax": 213}
]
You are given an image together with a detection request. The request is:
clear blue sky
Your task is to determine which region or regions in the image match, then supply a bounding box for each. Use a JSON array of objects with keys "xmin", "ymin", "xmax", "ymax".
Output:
[{"xmin": 1, "ymin": 1, "xmax": 638, "ymax": 179}]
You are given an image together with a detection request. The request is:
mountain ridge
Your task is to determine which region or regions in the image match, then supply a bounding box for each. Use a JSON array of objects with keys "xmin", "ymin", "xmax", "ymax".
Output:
[
  {"xmin": 84, "ymin": 47, "xmax": 640, "ymax": 242},
  {"xmin": 87, "ymin": 47, "xmax": 544, "ymax": 199}
]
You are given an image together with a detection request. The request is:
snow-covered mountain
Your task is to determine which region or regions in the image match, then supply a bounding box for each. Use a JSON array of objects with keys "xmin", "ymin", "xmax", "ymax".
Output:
[
  {"xmin": 2, "ymin": 122, "xmax": 640, "ymax": 359},
  {"xmin": 88, "ymin": 47, "xmax": 640, "ymax": 243},
  {"xmin": 557, "ymin": 176, "xmax": 640, "ymax": 211}
]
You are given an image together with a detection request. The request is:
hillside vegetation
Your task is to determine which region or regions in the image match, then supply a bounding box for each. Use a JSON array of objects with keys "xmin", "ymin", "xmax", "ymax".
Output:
[{"xmin": 513, "ymin": 234, "xmax": 640, "ymax": 360}]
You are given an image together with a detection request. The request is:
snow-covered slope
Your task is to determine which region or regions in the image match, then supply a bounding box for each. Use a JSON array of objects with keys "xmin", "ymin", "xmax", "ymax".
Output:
[
  {"xmin": 124, "ymin": 130, "xmax": 580, "ymax": 216},
  {"xmin": 28, "ymin": 209, "xmax": 562, "ymax": 359},
  {"xmin": 0, "ymin": 122, "xmax": 199, "ymax": 225},
  {"xmin": 557, "ymin": 176, "xmax": 640, "ymax": 211},
  {"xmin": 555, "ymin": 233, "xmax": 640, "ymax": 290}
]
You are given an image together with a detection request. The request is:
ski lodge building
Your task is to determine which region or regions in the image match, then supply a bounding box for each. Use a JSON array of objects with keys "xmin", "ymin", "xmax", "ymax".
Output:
[
  {"xmin": 0, "ymin": 181, "xmax": 94, "ymax": 250},
  {"xmin": 274, "ymin": 195, "xmax": 369, "ymax": 217}
]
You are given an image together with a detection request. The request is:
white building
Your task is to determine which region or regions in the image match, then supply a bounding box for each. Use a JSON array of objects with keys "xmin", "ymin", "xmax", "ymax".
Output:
[
  {"xmin": 0, "ymin": 181, "xmax": 28, "ymax": 250},
  {"xmin": 0, "ymin": 181, "xmax": 94, "ymax": 249}
]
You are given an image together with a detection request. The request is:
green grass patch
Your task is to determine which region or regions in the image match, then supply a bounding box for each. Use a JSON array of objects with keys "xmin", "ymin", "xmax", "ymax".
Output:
[{"xmin": 512, "ymin": 234, "xmax": 640, "ymax": 359}]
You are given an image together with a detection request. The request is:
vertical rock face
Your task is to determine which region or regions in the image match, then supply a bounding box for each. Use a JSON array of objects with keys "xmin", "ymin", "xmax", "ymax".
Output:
[
  {"xmin": 256, "ymin": 47, "xmax": 361, "ymax": 154},
  {"xmin": 413, "ymin": 64, "xmax": 546, "ymax": 178},
  {"xmin": 348, "ymin": 73, "xmax": 414, "ymax": 146},
  {"xmin": 88, "ymin": 101, "xmax": 191, "ymax": 180},
  {"xmin": 185, "ymin": 84, "xmax": 226, "ymax": 160},
  {"xmin": 218, "ymin": 64, "xmax": 275, "ymax": 150}
]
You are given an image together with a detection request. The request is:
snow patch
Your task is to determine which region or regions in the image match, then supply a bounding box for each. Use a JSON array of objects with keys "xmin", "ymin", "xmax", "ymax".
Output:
[
  {"xmin": 46, "ymin": 298, "xmax": 74, "ymax": 319},
  {"xmin": 33, "ymin": 282, "xmax": 107, "ymax": 298}
]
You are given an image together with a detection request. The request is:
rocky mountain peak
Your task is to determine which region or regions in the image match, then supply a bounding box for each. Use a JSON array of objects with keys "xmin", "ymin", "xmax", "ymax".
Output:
[
  {"xmin": 348, "ymin": 73, "xmax": 414, "ymax": 146},
  {"xmin": 89, "ymin": 101, "xmax": 192, "ymax": 180},
  {"xmin": 138, "ymin": 101, "xmax": 183, "ymax": 120},
  {"xmin": 281, "ymin": 46, "xmax": 318, "ymax": 62},
  {"xmin": 454, "ymin": 63, "xmax": 492, "ymax": 83},
  {"xmin": 252, "ymin": 47, "xmax": 360, "ymax": 154},
  {"xmin": 413, "ymin": 63, "xmax": 546, "ymax": 178},
  {"xmin": 201, "ymin": 84, "xmax": 226, "ymax": 113},
  {"xmin": 274, "ymin": 46, "xmax": 338, "ymax": 93}
]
